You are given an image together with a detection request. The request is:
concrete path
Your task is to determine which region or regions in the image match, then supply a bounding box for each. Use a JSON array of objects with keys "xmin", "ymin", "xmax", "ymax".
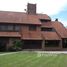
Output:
[
  {"xmin": 0, "ymin": 52, "xmax": 18, "ymax": 56},
  {"xmin": 0, "ymin": 51, "xmax": 67, "ymax": 56},
  {"xmin": 36, "ymin": 51, "xmax": 67, "ymax": 54}
]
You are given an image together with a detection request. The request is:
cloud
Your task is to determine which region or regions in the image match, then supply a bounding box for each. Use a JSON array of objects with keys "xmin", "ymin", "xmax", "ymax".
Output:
[
  {"xmin": 59, "ymin": 19, "xmax": 67, "ymax": 26},
  {"xmin": 0, "ymin": 0, "xmax": 67, "ymax": 15},
  {"xmin": 37, "ymin": 0, "xmax": 67, "ymax": 15}
]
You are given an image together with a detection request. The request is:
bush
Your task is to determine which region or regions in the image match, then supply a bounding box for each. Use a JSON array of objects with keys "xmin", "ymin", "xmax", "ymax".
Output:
[{"xmin": 9, "ymin": 40, "xmax": 22, "ymax": 51}]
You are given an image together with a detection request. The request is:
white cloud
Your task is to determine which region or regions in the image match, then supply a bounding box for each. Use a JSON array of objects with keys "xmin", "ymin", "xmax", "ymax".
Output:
[
  {"xmin": 59, "ymin": 20, "xmax": 67, "ymax": 26},
  {"xmin": 0, "ymin": 0, "xmax": 67, "ymax": 15}
]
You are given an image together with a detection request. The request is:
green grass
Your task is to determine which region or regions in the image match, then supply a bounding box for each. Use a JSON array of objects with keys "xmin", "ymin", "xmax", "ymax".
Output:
[
  {"xmin": 0, "ymin": 52, "xmax": 6, "ymax": 53},
  {"xmin": 0, "ymin": 51, "xmax": 67, "ymax": 67},
  {"xmin": 0, "ymin": 52, "xmax": 14, "ymax": 54}
]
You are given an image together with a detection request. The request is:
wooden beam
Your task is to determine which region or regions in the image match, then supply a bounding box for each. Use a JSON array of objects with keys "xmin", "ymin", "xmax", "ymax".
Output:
[{"xmin": 42, "ymin": 40, "xmax": 45, "ymax": 50}]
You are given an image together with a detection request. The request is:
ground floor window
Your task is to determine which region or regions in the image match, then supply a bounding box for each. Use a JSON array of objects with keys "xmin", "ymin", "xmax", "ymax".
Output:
[
  {"xmin": 22, "ymin": 40, "xmax": 42, "ymax": 49},
  {"xmin": 0, "ymin": 38, "xmax": 8, "ymax": 51},
  {"xmin": 45, "ymin": 40, "xmax": 60, "ymax": 47}
]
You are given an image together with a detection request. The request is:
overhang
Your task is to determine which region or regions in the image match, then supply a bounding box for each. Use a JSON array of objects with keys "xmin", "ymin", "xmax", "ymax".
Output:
[{"xmin": 0, "ymin": 32, "xmax": 21, "ymax": 37}]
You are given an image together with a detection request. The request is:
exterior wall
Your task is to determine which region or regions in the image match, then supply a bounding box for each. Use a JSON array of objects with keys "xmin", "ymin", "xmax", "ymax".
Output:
[
  {"xmin": 21, "ymin": 25, "xmax": 42, "ymax": 40},
  {"xmin": 21, "ymin": 25, "xmax": 29, "ymax": 33},
  {"xmin": 21, "ymin": 25, "xmax": 29, "ymax": 39},
  {"xmin": 37, "ymin": 26, "xmax": 41, "ymax": 32},
  {"xmin": 6, "ymin": 38, "xmax": 13, "ymax": 51},
  {"xmin": 21, "ymin": 25, "xmax": 41, "ymax": 32},
  {"xmin": 0, "ymin": 24, "xmax": 66, "ymax": 51}
]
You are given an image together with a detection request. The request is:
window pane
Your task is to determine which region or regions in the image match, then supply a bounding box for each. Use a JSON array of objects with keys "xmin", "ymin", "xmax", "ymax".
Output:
[
  {"xmin": 7, "ymin": 25, "xmax": 14, "ymax": 31},
  {"xmin": 0, "ymin": 25, "xmax": 7, "ymax": 31},
  {"xmin": 14, "ymin": 25, "xmax": 20, "ymax": 31},
  {"xmin": 0, "ymin": 24, "xmax": 21, "ymax": 32},
  {"xmin": 29, "ymin": 25, "xmax": 36, "ymax": 31},
  {"xmin": 40, "ymin": 19, "xmax": 50, "ymax": 22},
  {"xmin": 41, "ymin": 28, "xmax": 55, "ymax": 32}
]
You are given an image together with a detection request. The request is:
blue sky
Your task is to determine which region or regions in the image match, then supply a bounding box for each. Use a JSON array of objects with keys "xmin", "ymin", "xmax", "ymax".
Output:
[
  {"xmin": 51, "ymin": 6, "xmax": 67, "ymax": 26},
  {"xmin": 0, "ymin": 0, "xmax": 67, "ymax": 26}
]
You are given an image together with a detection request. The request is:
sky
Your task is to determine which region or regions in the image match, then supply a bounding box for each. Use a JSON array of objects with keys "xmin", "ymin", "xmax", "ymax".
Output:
[{"xmin": 0, "ymin": 0, "xmax": 67, "ymax": 26}]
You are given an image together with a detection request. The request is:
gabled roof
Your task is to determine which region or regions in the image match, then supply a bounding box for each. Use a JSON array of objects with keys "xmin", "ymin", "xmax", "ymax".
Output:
[
  {"xmin": 42, "ymin": 31, "xmax": 61, "ymax": 40},
  {"xmin": 22, "ymin": 14, "xmax": 41, "ymax": 25},
  {"xmin": 0, "ymin": 11, "xmax": 22, "ymax": 23},
  {"xmin": 0, "ymin": 11, "xmax": 41, "ymax": 25},
  {"xmin": 0, "ymin": 11, "xmax": 52, "ymax": 25},
  {"xmin": 37, "ymin": 14, "xmax": 51, "ymax": 20},
  {"xmin": 52, "ymin": 21, "xmax": 67, "ymax": 38}
]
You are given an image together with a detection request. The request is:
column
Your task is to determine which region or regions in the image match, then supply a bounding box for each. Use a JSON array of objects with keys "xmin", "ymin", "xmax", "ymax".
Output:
[
  {"xmin": 6, "ymin": 38, "xmax": 13, "ymax": 51},
  {"xmin": 59, "ymin": 40, "xmax": 62, "ymax": 50},
  {"xmin": 42, "ymin": 40, "xmax": 45, "ymax": 50}
]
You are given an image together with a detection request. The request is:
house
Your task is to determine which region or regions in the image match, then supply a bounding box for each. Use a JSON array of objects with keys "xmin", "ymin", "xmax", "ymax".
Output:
[{"xmin": 0, "ymin": 3, "xmax": 67, "ymax": 51}]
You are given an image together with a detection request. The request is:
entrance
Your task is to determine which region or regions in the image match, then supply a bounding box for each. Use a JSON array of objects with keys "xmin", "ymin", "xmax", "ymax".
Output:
[
  {"xmin": 45, "ymin": 40, "xmax": 60, "ymax": 47},
  {"xmin": 62, "ymin": 39, "xmax": 67, "ymax": 48},
  {"xmin": 22, "ymin": 40, "xmax": 42, "ymax": 49},
  {"xmin": 0, "ymin": 38, "xmax": 7, "ymax": 51}
]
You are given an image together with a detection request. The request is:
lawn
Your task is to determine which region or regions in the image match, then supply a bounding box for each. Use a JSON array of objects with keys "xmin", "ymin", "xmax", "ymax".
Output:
[{"xmin": 0, "ymin": 51, "xmax": 67, "ymax": 67}]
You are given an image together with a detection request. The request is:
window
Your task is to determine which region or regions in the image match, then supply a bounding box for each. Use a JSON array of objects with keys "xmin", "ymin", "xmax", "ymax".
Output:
[
  {"xmin": 29, "ymin": 25, "xmax": 36, "ymax": 31},
  {"xmin": 0, "ymin": 24, "xmax": 14, "ymax": 31},
  {"xmin": 45, "ymin": 40, "xmax": 59, "ymax": 47},
  {"xmin": 41, "ymin": 27, "xmax": 55, "ymax": 32},
  {"xmin": 40, "ymin": 19, "xmax": 50, "ymax": 22},
  {"xmin": 0, "ymin": 24, "xmax": 21, "ymax": 32},
  {"xmin": 0, "ymin": 24, "xmax": 7, "ymax": 31},
  {"xmin": 14, "ymin": 25, "xmax": 20, "ymax": 31},
  {"xmin": 7, "ymin": 25, "xmax": 14, "ymax": 31}
]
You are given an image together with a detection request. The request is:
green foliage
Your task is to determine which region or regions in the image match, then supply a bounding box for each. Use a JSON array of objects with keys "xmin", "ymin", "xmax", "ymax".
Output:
[
  {"xmin": 10, "ymin": 40, "xmax": 22, "ymax": 51},
  {"xmin": 13, "ymin": 40, "xmax": 22, "ymax": 48}
]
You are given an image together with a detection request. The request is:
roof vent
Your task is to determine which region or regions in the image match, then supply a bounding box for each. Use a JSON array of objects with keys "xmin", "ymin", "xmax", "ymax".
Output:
[
  {"xmin": 55, "ymin": 18, "xmax": 58, "ymax": 21},
  {"xmin": 27, "ymin": 3, "xmax": 36, "ymax": 14}
]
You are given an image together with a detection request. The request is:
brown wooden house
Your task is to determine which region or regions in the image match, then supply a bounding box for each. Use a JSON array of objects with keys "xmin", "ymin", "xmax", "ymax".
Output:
[{"xmin": 0, "ymin": 3, "xmax": 67, "ymax": 51}]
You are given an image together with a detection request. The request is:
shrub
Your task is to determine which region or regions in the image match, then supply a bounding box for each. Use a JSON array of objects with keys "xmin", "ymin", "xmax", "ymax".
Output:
[{"xmin": 10, "ymin": 40, "xmax": 22, "ymax": 51}]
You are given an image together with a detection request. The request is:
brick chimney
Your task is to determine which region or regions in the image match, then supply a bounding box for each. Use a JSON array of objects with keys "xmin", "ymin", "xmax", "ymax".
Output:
[{"xmin": 27, "ymin": 3, "xmax": 36, "ymax": 14}]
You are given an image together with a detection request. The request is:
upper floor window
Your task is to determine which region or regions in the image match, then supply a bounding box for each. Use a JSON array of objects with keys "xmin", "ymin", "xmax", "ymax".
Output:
[
  {"xmin": 7, "ymin": 25, "xmax": 14, "ymax": 31},
  {"xmin": 0, "ymin": 24, "xmax": 21, "ymax": 32},
  {"xmin": 0, "ymin": 25, "xmax": 7, "ymax": 31},
  {"xmin": 29, "ymin": 25, "xmax": 37, "ymax": 31},
  {"xmin": 41, "ymin": 27, "xmax": 55, "ymax": 32},
  {"xmin": 14, "ymin": 25, "xmax": 21, "ymax": 31}
]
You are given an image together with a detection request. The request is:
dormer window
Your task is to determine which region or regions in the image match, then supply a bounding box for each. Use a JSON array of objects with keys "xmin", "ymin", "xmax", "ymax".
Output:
[
  {"xmin": 41, "ymin": 27, "xmax": 55, "ymax": 32},
  {"xmin": 40, "ymin": 19, "xmax": 51, "ymax": 22}
]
